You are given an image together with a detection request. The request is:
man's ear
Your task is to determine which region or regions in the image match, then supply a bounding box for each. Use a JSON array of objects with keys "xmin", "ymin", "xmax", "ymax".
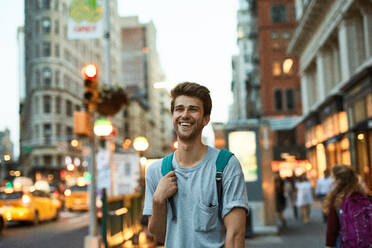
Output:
[{"xmin": 203, "ymin": 115, "xmax": 210, "ymax": 126}]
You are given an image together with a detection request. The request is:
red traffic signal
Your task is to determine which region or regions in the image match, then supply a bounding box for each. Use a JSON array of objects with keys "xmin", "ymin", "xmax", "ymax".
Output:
[
  {"xmin": 82, "ymin": 64, "xmax": 99, "ymax": 111},
  {"xmin": 82, "ymin": 64, "xmax": 98, "ymax": 79}
]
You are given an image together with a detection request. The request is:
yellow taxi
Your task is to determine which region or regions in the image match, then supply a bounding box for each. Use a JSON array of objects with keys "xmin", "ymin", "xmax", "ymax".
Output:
[
  {"xmin": 0, "ymin": 187, "xmax": 59, "ymax": 224},
  {"xmin": 64, "ymin": 184, "xmax": 89, "ymax": 211}
]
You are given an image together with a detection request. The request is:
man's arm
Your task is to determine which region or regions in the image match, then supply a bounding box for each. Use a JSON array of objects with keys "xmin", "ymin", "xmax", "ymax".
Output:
[
  {"xmin": 224, "ymin": 207, "xmax": 246, "ymax": 248},
  {"xmin": 148, "ymin": 171, "xmax": 177, "ymax": 243}
]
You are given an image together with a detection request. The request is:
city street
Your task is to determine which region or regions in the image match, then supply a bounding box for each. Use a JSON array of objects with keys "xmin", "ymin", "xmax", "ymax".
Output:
[
  {"xmin": 245, "ymin": 202, "xmax": 326, "ymax": 248},
  {"xmin": 0, "ymin": 211, "xmax": 89, "ymax": 248}
]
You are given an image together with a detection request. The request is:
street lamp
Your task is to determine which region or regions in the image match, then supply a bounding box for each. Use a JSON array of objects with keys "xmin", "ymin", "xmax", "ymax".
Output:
[
  {"xmin": 93, "ymin": 118, "xmax": 113, "ymax": 136},
  {"xmin": 133, "ymin": 136, "xmax": 149, "ymax": 193},
  {"xmin": 133, "ymin": 136, "xmax": 149, "ymax": 153}
]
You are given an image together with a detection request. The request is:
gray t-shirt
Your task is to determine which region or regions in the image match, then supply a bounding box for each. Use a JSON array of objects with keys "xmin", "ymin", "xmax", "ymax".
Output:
[{"xmin": 143, "ymin": 146, "xmax": 249, "ymax": 248}]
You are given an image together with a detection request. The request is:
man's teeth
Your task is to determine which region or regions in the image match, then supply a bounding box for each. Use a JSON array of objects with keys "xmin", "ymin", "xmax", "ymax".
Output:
[{"xmin": 180, "ymin": 123, "xmax": 191, "ymax": 126}]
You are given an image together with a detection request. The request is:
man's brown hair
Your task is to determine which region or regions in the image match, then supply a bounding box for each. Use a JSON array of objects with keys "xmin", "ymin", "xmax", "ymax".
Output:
[{"xmin": 170, "ymin": 82, "xmax": 212, "ymax": 117}]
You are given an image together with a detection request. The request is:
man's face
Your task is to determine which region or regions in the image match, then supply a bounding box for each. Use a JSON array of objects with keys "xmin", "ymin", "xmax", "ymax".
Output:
[{"xmin": 172, "ymin": 95, "xmax": 210, "ymax": 142}]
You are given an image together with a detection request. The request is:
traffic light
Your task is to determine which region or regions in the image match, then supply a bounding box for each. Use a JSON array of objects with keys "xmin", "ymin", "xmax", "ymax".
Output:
[{"xmin": 82, "ymin": 64, "xmax": 98, "ymax": 111}]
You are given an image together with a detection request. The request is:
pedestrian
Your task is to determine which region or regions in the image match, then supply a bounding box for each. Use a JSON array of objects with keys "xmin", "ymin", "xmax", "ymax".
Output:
[
  {"xmin": 324, "ymin": 164, "xmax": 371, "ymax": 248},
  {"xmin": 142, "ymin": 82, "xmax": 249, "ymax": 247},
  {"xmin": 295, "ymin": 173, "xmax": 313, "ymax": 224},
  {"xmin": 315, "ymin": 169, "xmax": 333, "ymax": 222},
  {"xmin": 284, "ymin": 175, "xmax": 298, "ymax": 219},
  {"xmin": 274, "ymin": 172, "xmax": 287, "ymax": 228}
]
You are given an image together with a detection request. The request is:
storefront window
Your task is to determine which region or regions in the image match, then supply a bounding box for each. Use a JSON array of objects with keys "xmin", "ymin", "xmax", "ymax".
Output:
[
  {"xmin": 340, "ymin": 137, "xmax": 351, "ymax": 165},
  {"xmin": 316, "ymin": 144, "xmax": 327, "ymax": 175},
  {"xmin": 316, "ymin": 124, "xmax": 324, "ymax": 143},
  {"xmin": 367, "ymin": 93, "xmax": 372, "ymax": 118},
  {"xmin": 338, "ymin": 111, "xmax": 348, "ymax": 133},
  {"xmin": 354, "ymin": 99, "xmax": 366, "ymax": 123},
  {"xmin": 355, "ymin": 132, "xmax": 371, "ymax": 190}
]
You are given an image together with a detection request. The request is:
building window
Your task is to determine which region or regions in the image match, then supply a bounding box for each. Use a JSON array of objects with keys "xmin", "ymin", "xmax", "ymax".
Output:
[
  {"xmin": 55, "ymin": 44, "xmax": 60, "ymax": 57},
  {"xmin": 272, "ymin": 40, "xmax": 280, "ymax": 50},
  {"xmin": 42, "ymin": 17, "xmax": 51, "ymax": 33},
  {"xmin": 43, "ymin": 155, "xmax": 52, "ymax": 166},
  {"xmin": 66, "ymin": 100, "xmax": 72, "ymax": 116},
  {"xmin": 55, "ymin": 96, "xmax": 61, "ymax": 114},
  {"xmin": 43, "ymin": 67, "xmax": 52, "ymax": 88},
  {"xmin": 244, "ymin": 54, "xmax": 250, "ymax": 63},
  {"xmin": 55, "ymin": 20, "xmax": 59, "ymax": 34},
  {"xmin": 274, "ymin": 90, "xmax": 283, "ymax": 111},
  {"xmin": 271, "ymin": 32, "xmax": 279, "ymax": 39},
  {"xmin": 35, "ymin": 44, "xmax": 40, "ymax": 57},
  {"xmin": 43, "ymin": 95, "xmax": 51, "ymax": 113},
  {"xmin": 35, "ymin": 20, "xmax": 40, "ymax": 34},
  {"xmin": 35, "ymin": 70, "xmax": 41, "ymax": 89},
  {"xmin": 34, "ymin": 96, "xmax": 40, "ymax": 114},
  {"xmin": 54, "ymin": 0, "xmax": 59, "ymax": 11},
  {"xmin": 271, "ymin": 4, "xmax": 287, "ymax": 23},
  {"xmin": 286, "ymin": 89, "xmax": 294, "ymax": 110},
  {"xmin": 56, "ymin": 123, "xmax": 61, "ymax": 138},
  {"xmin": 273, "ymin": 60, "xmax": 281, "ymax": 76},
  {"xmin": 55, "ymin": 70, "xmax": 60, "ymax": 86},
  {"xmin": 66, "ymin": 126, "xmax": 73, "ymax": 140},
  {"xmin": 282, "ymin": 31, "xmax": 291, "ymax": 39},
  {"xmin": 43, "ymin": 0, "xmax": 51, "ymax": 9},
  {"xmin": 283, "ymin": 58, "xmax": 294, "ymax": 74},
  {"xmin": 35, "ymin": 124, "xmax": 40, "ymax": 141},
  {"xmin": 43, "ymin": 123, "xmax": 52, "ymax": 144},
  {"xmin": 43, "ymin": 42, "xmax": 51, "ymax": 57}
]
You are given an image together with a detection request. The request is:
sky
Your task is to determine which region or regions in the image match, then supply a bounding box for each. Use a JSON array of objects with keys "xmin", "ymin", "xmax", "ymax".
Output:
[{"xmin": 0, "ymin": 0, "xmax": 239, "ymax": 158}]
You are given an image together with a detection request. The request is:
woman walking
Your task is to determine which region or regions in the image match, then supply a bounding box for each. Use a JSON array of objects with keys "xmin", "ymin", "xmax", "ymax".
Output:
[
  {"xmin": 324, "ymin": 164, "xmax": 371, "ymax": 248},
  {"xmin": 295, "ymin": 173, "xmax": 313, "ymax": 224}
]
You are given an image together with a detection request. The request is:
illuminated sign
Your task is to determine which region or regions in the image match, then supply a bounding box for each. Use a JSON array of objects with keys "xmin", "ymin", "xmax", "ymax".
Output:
[{"xmin": 228, "ymin": 131, "xmax": 258, "ymax": 182}]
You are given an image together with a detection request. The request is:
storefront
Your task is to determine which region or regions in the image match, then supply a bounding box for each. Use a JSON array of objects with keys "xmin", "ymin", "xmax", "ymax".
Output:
[
  {"xmin": 342, "ymin": 69, "xmax": 372, "ymax": 191},
  {"xmin": 303, "ymin": 96, "xmax": 351, "ymax": 178}
]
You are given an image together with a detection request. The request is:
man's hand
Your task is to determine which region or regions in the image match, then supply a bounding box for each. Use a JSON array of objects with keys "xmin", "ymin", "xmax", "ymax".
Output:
[
  {"xmin": 148, "ymin": 171, "xmax": 178, "ymax": 243},
  {"xmin": 153, "ymin": 171, "xmax": 178, "ymax": 203}
]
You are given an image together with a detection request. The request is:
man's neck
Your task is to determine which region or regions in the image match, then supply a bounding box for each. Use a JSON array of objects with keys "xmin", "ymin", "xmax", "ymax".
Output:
[{"xmin": 176, "ymin": 139, "xmax": 208, "ymax": 168}]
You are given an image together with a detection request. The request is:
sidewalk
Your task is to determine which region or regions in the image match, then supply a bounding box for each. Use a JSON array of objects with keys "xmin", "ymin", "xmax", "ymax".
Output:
[{"xmin": 245, "ymin": 201, "xmax": 327, "ymax": 248}]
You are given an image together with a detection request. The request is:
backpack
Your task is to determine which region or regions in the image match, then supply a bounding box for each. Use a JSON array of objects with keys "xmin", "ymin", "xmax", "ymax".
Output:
[
  {"xmin": 161, "ymin": 148, "xmax": 233, "ymax": 221},
  {"xmin": 339, "ymin": 194, "xmax": 372, "ymax": 248}
]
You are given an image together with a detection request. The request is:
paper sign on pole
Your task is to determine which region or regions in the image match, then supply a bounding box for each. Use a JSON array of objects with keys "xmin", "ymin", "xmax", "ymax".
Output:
[{"xmin": 67, "ymin": 0, "xmax": 104, "ymax": 40}]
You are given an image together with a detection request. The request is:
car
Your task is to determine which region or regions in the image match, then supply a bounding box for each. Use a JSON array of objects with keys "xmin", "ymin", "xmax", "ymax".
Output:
[
  {"xmin": 0, "ymin": 187, "xmax": 59, "ymax": 225},
  {"xmin": 64, "ymin": 185, "xmax": 89, "ymax": 211}
]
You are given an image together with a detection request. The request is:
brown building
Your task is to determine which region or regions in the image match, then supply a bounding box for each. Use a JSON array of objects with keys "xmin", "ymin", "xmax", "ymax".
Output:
[
  {"xmin": 258, "ymin": 0, "xmax": 301, "ymax": 117},
  {"xmin": 257, "ymin": 0, "xmax": 307, "ymax": 179}
]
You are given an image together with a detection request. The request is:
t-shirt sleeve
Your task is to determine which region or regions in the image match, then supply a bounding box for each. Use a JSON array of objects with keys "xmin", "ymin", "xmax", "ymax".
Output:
[
  {"xmin": 143, "ymin": 162, "xmax": 161, "ymax": 216},
  {"xmin": 221, "ymin": 156, "xmax": 249, "ymax": 219}
]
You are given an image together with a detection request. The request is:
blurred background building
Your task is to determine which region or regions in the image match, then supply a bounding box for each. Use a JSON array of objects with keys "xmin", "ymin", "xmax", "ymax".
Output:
[
  {"xmin": 19, "ymin": 1, "xmax": 174, "ymax": 182},
  {"xmin": 288, "ymin": 0, "xmax": 372, "ymax": 191}
]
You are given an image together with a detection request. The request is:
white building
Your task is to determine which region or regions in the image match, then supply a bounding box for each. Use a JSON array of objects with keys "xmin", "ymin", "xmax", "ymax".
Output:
[{"xmin": 288, "ymin": 0, "xmax": 372, "ymax": 189}]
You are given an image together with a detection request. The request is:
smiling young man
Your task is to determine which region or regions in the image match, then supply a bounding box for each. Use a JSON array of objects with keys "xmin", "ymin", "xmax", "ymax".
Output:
[{"xmin": 143, "ymin": 82, "xmax": 249, "ymax": 247}]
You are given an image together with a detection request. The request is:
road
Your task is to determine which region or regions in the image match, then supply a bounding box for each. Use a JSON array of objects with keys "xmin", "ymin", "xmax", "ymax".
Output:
[{"xmin": 0, "ymin": 211, "xmax": 89, "ymax": 248}]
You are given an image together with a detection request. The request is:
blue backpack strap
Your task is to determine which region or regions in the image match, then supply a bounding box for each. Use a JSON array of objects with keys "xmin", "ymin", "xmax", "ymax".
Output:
[
  {"xmin": 161, "ymin": 153, "xmax": 174, "ymax": 176},
  {"xmin": 161, "ymin": 153, "xmax": 177, "ymax": 221},
  {"xmin": 216, "ymin": 149, "xmax": 233, "ymax": 219}
]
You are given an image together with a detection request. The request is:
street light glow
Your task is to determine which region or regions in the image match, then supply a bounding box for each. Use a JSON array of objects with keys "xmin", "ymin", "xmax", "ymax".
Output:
[
  {"xmin": 82, "ymin": 64, "xmax": 98, "ymax": 79},
  {"xmin": 133, "ymin": 136, "xmax": 149, "ymax": 152},
  {"xmin": 94, "ymin": 118, "xmax": 113, "ymax": 136}
]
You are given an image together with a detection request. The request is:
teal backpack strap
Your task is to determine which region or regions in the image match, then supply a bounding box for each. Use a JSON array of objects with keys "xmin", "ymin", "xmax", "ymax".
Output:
[
  {"xmin": 161, "ymin": 153, "xmax": 174, "ymax": 176},
  {"xmin": 161, "ymin": 153, "xmax": 177, "ymax": 221},
  {"xmin": 216, "ymin": 148, "xmax": 233, "ymax": 219}
]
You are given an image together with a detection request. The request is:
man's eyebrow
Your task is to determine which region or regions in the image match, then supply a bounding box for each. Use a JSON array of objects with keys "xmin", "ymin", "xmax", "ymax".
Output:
[{"xmin": 174, "ymin": 104, "xmax": 200, "ymax": 109}]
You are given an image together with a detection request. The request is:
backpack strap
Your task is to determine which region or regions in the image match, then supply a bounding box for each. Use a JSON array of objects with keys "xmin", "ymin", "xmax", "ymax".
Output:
[
  {"xmin": 161, "ymin": 153, "xmax": 177, "ymax": 221},
  {"xmin": 216, "ymin": 149, "xmax": 233, "ymax": 219}
]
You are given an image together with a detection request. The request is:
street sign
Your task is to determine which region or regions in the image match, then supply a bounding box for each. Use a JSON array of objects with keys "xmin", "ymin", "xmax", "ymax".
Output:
[{"xmin": 67, "ymin": 0, "xmax": 104, "ymax": 40}]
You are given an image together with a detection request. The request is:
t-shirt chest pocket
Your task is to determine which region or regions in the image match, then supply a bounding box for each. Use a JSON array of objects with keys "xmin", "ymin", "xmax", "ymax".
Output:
[
  {"xmin": 193, "ymin": 199, "xmax": 219, "ymax": 232},
  {"xmin": 193, "ymin": 182, "xmax": 218, "ymax": 232}
]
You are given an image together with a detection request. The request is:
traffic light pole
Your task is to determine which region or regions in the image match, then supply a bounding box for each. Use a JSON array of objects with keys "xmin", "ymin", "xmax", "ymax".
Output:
[{"xmin": 84, "ymin": 110, "xmax": 100, "ymax": 248}]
